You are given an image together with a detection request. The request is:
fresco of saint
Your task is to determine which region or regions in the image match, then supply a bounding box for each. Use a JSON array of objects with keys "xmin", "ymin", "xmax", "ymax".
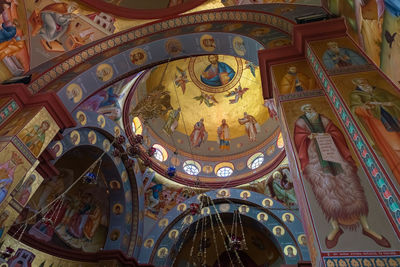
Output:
[
  {"xmin": 29, "ymin": 2, "xmax": 77, "ymax": 51},
  {"xmin": 163, "ymin": 108, "xmax": 181, "ymax": 135},
  {"xmin": 0, "ymin": 152, "xmax": 23, "ymax": 204},
  {"xmin": 350, "ymin": 78, "xmax": 400, "ymax": 184},
  {"xmin": 19, "ymin": 120, "xmax": 50, "ymax": 157},
  {"xmin": 238, "ymin": 112, "xmax": 260, "ymax": 142},
  {"xmin": 269, "ymin": 170, "xmax": 297, "ymax": 206},
  {"xmin": 217, "ymin": 119, "xmax": 230, "ymax": 150},
  {"xmin": 201, "ymin": 55, "xmax": 235, "ymax": 87},
  {"xmin": 15, "ymin": 174, "xmax": 35, "ymax": 206},
  {"xmin": 293, "ymin": 103, "xmax": 390, "ymax": 249},
  {"xmin": 280, "ymin": 66, "xmax": 315, "ymax": 94},
  {"xmin": 190, "ymin": 118, "xmax": 207, "ymax": 147},
  {"xmin": 322, "ymin": 41, "xmax": 367, "ymax": 70}
]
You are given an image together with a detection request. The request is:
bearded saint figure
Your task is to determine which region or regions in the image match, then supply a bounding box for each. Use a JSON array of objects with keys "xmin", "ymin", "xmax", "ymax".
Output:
[
  {"xmin": 350, "ymin": 78, "xmax": 400, "ymax": 185},
  {"xmin": 294, "ymin": 104, "xmax": 390, "ymax": 249},
  {"xmin": 190, "ymin": 118, "xmax": 207, "ymax": 147},
  {"xmin": 280, "ymin": 66, "xmax": 315, "ymax": 94},
  {"xmin": 238, "ymin": 112, "xmax": 260, "ymax": 142}
]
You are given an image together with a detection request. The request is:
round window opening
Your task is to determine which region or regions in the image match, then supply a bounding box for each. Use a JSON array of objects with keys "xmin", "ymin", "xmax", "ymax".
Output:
[
  {"xmin": 152, "ymin": 144, "xmax": 168, "ymax": 162},
  {"xmin": 132, "ymin": 117, "xmax": 143, "ymax": 135},
  {"xmin": 251, "ymin": 155, "xmax": 264, "ymax": 169},
  {"xmin": 217, "ymin": 167, "xmax": 233, "ymax": 177},
  {"xmin": 183, "ymin": 160, "xmax": 201, "ymax": 175}
]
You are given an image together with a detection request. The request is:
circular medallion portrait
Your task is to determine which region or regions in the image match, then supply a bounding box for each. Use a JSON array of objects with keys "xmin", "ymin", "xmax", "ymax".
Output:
[
  {"xmin": 130, "ymin": 48, "xmax": 147, "ymax": 66},
  {"xmin": 298, "ymin": 234, "xmax": 307, "ymax": 246},
  {"xmin": 257, "ymin": 212, "xmax": 268, "ymax": 222},
  {"xmin": 76, "ymin": 111, "xmax": 87, "ymax": 126},
  {"xmin": 114, "ymin": 126, "xmax": 121, "ymax": 137},
  {"xmin": 96, "ymin": 63, "xmax": 114, "ymax": 82},
  {"xmin": 168, "ymin": 229, "xmax": 179, "ymax": 240},
  {"xmin": 201, "ymin": 207, "xmax": 210, "ymax": 215},
  {"xmin": 97, "ymin": 115, "xmax": 106, "ymax": 128},
  {"xmin": 284, "ymin": 245, "xmax": 297, "ymax": 257},
  {"xmin": 88, "ymin": 131, "xmax": 97, "ymax": 144},
  {"xmin": 121, "ymin": 170, "xmax": 128, "ymax": 182},
  {"xmin": 110, "ymin": 180, "xmax": 121, "ymax": 190},
  {"xmin": 52, "ymin": 141, "xmax": 63, "ymax": 157},
  {"xmin": 66, "ymin": 83, "xmax": 83, "ymax": 103},
  {"xmin": 144, "ymin": 238, "xmax": 154, "ymax": 248},
  {"xmin": 240, "ymin": 190, "xmax": 251, "ymax": 200},
  {"xmin": 70, "ymin": 130, "xmax": 80, "ymax": 145},
  {"xmin": 183, "ymin": 215, "xmax": 193, "ymax": 224},
  {"xmin": 159, "ymin": 218, "xmax": 169, "ymax": 228},
  {"xmin": 217, "ymin": 189, "xmax": 230, "ymax": 198},
  {"xmin": 157, "ymin": 247, "xmax": 168, "ymax": 258},
  {"xmin": 262, "ymin": 198, "xmax": 273, "ymax": 207},
  {"xmin": 113, "ymin": 203, "xmax": 124, "ymax": 215},
  {"xmin": 282, "ymin": 213, "xmax": 294, "ymax": 223},
  {"xmin": 199, "ymin": 34, "xmax": 216, "ymax": 52},
  {"xmin": 177, "ymin": 203, "xmax": 187, "ymax": 212},
  {"xmin": 165, "ymin": 39, "xmax": 183, "ymax": 56},
  {"xmin": 272, "ymin": 225, "xmax": 285, "ymax": 236},
  {"xmin": 103, "ymin": 139, "xmax": 111, "ymax": 152},
  {"xmin": 233, "ymin": 36, "xmax": 246, "ymax": 56},
  {"xmin": 239, "ymin": 205, "xmax": 249, "ymax": 214},
  {"xmin": 110, "ymin": 229, "xmax": 120, "ymax": 241},
  {"xmin": 188, "ymin": 55, "xmax": 243, "ymax": 93}
]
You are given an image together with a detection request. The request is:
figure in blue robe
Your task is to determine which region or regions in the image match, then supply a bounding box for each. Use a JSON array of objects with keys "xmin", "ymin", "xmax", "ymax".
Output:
[
  {"xmin": 322, "ymin": 41, "xmax": 367, "ymax": 70},
  {"xmin": 0, "ymin": 23, "xmax": 16, "ymax": 43},
  {"xmin": 201, "ymin": 55, "xmax": 235, "ymax": 87}
]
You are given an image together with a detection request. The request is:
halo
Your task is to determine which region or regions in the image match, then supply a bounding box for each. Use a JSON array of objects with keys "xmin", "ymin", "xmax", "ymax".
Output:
[
  {"xmin": 284, "ymin": 245, "xmax": 297, "ymax": 256},
  {"xmin": 272, "ymin": 225, "xmax": 285, "ymax": 236}
]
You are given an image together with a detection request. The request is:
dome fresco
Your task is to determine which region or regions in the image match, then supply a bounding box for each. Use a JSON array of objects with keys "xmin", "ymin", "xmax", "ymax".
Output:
[
  {"xmin": 128, "ymin": 55, "xmax": 278, "ymax": 157},
  {"xmin": 122, "ymin": 55, "xmax": 284, "ymax": 186}
]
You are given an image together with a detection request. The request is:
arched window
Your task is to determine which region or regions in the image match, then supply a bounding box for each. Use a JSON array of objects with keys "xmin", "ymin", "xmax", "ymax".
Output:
[
  {"xmin": 277, "ymin": 132, "xmax": 284, "ymax": 148},
  {"xmin": 214, "ymin": 162, "xmax": 234, "ymax": 177},
  {"xmin": 183, "ymin": 160, "xmax": 201, "ymax": 175},
  {"xmin": 132, "ymin": 117, "xmax": 143, "ymax": 135},
  {"xmin": 152, "ymin": 144, "xmax": 168, "ymax": 162},
  {"xmin": 216, "ymin": 167, "xmax": 233, "ymax": 177},
  {"xmin": 247, "ymin": 152, "xmax": 264, "ymax": 170}
]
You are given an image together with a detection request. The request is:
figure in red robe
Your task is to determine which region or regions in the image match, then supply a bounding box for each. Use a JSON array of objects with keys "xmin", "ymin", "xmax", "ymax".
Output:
[{"xmin": 294, "ymin": 104, "xmax": 390, "ymax": 249}]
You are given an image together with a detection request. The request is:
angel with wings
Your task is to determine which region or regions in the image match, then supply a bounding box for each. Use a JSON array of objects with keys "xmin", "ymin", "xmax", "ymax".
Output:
[
  {"xmin": 245, "ymin": 61, "xmax": 256, "ymax": 77},
  {"xmin": 193, "ymin": 92, "xmax": 218, "ymax": 107},
  {"xmin": 174, "ymin": 66, "xmax": 190, "ymax": 94},
  {"xmin": 225, "ymin": 84, "xmax": 249, "ymax": 104}
]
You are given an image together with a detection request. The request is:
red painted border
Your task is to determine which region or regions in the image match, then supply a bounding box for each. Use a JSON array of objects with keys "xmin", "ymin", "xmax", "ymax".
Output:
[{"xmin": 75, "ymin": 0, "xmax": 206, "ymax": 19}]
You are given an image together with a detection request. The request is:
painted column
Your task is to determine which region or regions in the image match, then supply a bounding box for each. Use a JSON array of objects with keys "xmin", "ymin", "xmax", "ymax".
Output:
[
  {"xmin": 259, "ymin": 18, "xmax": 400, "ymax": 266},
  {"xmin": 0, "ymin": 83, "xmax": 75, "ymax": 242}
]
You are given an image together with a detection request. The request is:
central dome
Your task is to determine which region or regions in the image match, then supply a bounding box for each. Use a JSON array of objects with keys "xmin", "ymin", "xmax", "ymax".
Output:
[
  {"xmin": 125, "ymin": 55, "xmax": 283, "ymax": 187},
  {"xmin": 130, "ymin": 55, "xmax": 277, "ymax": 157}
]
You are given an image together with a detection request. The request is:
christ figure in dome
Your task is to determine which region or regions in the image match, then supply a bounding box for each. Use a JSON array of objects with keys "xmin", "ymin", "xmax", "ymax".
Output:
[{"xmin": 201, "ymin": 55, "xmax": 235, "ymax": 87}]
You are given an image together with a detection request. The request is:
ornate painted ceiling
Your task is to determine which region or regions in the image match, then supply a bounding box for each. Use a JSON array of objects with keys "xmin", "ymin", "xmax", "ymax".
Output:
[
  {"xmin": 129, "ymin": 55, "xmax": 276, "ymax": 156},
  {"xmin": 119, "ymin": 55, "xmax": 284, "ymax": 187}
]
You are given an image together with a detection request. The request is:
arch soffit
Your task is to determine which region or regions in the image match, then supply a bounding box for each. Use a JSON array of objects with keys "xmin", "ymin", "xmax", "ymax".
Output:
[
  {"xmin": 49, "ymin": 110, "xmax": 142, "ymax": 256},
  {"xmin": 139, "ymin": 189, "xmax": 308, "ymax": 264},
  {"xmin": 27, "ymin": 9, "xmax": 295, "ymax": 107}
]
